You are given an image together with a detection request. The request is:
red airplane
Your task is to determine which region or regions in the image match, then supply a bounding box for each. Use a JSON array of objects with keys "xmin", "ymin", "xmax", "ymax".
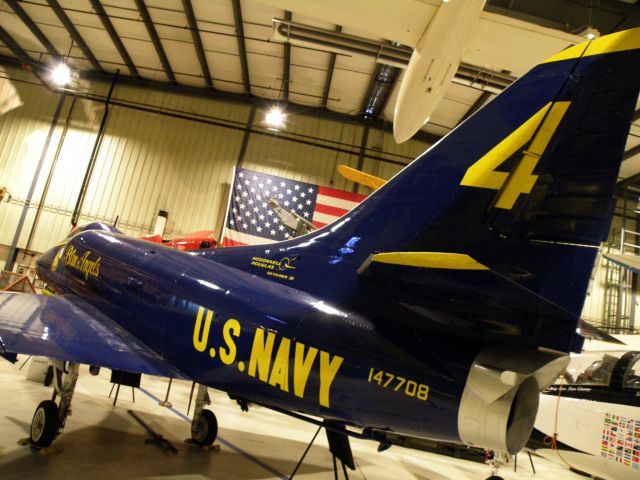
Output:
[{"xmin": 140, "ymin": 230, "xmax": 217, "ymax": 251}]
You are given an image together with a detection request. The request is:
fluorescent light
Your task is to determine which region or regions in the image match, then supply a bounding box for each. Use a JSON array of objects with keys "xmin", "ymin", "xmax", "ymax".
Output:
[
  {"xmin": 51, "ymin": 63, "xmax": 71, "ymax": 86},
  {"xmin": 265, "ymin": 107, "xmax": 286, "ymax": 129}
]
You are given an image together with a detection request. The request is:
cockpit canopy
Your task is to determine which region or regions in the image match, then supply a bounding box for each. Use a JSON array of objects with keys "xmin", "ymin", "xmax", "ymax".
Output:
[
  {"xmin": 559, "ymin": 351, "xmax": 640, "ymax": 388},
  {"xmin": 66, "ymin": 222, "xmax": 122, "ymax": 239}
]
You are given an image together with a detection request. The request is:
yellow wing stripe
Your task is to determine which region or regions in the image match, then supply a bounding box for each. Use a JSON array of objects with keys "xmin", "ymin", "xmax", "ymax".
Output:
[
  {"xmin": 542, "ymin": 27, "xmax": 640, "ymax": 64},
  {"xmin": 371, "ymin": 252, "xmax": 488, "ymax": 270}
]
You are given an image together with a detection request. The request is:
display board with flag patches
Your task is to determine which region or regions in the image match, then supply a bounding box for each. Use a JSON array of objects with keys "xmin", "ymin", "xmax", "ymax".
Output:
[{"xmin": 221, "ymin": 167, "xmax": 367, "ymax": 247}]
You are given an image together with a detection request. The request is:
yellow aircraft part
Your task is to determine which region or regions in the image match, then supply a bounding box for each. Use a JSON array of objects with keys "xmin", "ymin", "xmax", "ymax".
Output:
[
  {"xmin": 337, "ymin": 165, "xmax": 386, "ymax": 191},
  {"xmin": 371, "ymin": 252, "xmax": 488, "ymax": 270}
]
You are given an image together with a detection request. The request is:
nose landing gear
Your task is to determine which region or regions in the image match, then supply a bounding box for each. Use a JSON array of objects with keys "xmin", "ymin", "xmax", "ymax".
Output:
[
  {"xmin": 189, "ymin": 384, "xmax": 218, "ymax": 447},
  {"xmin": 28, "ymin": 361, "xmax": 79, "ymax": 449}
]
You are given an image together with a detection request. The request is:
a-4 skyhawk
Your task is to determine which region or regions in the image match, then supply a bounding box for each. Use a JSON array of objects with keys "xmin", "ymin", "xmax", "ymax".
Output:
[{"xmin": 1, "ymin": 27, "xmax": 640, "ymax": 470}]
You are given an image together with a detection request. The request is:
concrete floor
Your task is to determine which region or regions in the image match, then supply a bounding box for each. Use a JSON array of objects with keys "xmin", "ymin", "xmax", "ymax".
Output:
[{"xmin": 0, "ymin": 359, "xmax": 585, "ymax": 480}]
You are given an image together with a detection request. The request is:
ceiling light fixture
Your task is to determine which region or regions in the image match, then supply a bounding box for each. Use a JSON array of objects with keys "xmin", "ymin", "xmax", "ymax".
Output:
[
  {"xmin": 265, "ymin": 106, "xmax": 286, "ymax": 129},
  {"xmin": 578, "ymin": 26, "xmax": 600, "ymax": 41},
  {"xmin": 51, "ymin": 62, "xmax": 72, "ymax": 86}
]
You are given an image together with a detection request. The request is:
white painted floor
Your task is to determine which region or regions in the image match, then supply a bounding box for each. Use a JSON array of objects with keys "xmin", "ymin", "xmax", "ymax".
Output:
[{"xmin": 0, "ymin": 359, "xmax": 586, "ymax": 480}]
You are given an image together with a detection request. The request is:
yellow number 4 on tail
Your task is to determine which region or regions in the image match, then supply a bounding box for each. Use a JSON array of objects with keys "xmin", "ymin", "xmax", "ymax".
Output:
[{"xmin": 460, "ymin": 101, "xmax": 570, "ymax": 210}]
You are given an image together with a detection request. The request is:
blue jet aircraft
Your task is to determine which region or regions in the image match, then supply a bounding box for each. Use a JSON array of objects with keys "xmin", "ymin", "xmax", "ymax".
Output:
[{"xmin": 1, "ymin": 27, "xmax": 640, "ymax": 466}]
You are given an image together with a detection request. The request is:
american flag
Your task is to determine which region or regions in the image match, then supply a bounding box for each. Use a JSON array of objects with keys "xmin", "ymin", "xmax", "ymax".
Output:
[{"xmin": 221, "ymin": 167, "xmax": 366, "ymax": 247}]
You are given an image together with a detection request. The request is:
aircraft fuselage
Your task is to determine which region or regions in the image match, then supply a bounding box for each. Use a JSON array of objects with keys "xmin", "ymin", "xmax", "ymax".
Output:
[{"xmin": 38, "ymin": 229, "xmax": 479, "ymax": 444}]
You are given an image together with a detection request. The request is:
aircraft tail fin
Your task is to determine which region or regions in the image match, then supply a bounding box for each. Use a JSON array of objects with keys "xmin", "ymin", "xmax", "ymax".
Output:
[
  {"xmin": 212, "ymin": 28, "xmax": 640, "ymax": 351},
  {"xmin": 327, "ymin": 28, "xmax": 640, "ymax": 317}
]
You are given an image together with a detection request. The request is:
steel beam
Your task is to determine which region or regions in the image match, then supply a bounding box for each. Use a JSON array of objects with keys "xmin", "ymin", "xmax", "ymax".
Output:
[
  {"xmin": 624, "ymin": 144, "xmax": 640, "ymax": 161},
  {"xmin": 47, "ymin": 0, "xmax": 102, "ymax": 71},
  {"xmin": 0, "ymin": 53, "xmax": 442, "ymax": 145},
  {"xmin": 182, "ymin": 0, "xmax": 212, "ymax": 89},
  {"xmin": 231, "ymin": 0, "xmax": 251, "ymax": 94},
  {"xmin": 0, "ymin": 26, "xmax": 49, "ymax": 86},
  {"xmin": 5, "ymin": 0, "xmax": 60, "ymax": 60},
  {"xmin": 282, "ymin": 10, "xmax": 291, "ymax": 100},
  {"xmin": 459, "ymin": 91, "xmax": 493, "ymax": 124},
  {"xmin": 353, "ymin": 126, "xmax": 370, "ymax": 193},
  {"xmin": 134, "ymin": 0, "xmax": 176, "ymax": 83},
  {"xmin": 0, "ymin": 26, "xmax": 33, "ymax": 64},
  {"xmin": 321, "ymin": 25, "xmax": 341, "ymax": 110},
  {"xmin": 5, "ymin": 94, "xmax": 66, "ymax": 271},
  {"xmin": 90, "ymin": 0, "xmax": 138, "ymax": 77},
  {"xmin": 236, "ymin": 106, "xmax": 256, "ymax": 167},
  {"xmin": 617, "ymin": 146, "xmax": 640, "ymax": 189},
  {"xmin": 72, "ymin": 72, "xmax": 119, "ymax": 226}
]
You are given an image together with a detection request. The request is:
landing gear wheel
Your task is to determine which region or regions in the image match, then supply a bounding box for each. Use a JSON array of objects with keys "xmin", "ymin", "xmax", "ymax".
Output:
[
  {"xmin": 191, "ymin": 409, "xmax": 217, "ymax": 446},
  {"xmin": 30, "ymin": 400, "xmax": 59, "ymax": 448},
  {"xmin": 486, "ymin": 477, "xmax": 504, "ymax": 480}
]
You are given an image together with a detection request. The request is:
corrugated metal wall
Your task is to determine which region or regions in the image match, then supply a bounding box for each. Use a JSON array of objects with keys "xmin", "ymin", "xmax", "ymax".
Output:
[{"xmin": 0, "ymin": 66, "xmax": 428, "ymax": 254}]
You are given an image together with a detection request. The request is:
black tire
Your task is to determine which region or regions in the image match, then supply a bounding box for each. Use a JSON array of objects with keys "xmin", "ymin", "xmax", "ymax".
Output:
[
  {"xmin": 191, "ymin": 409, "xmax": 218, "ymax": 446},
  {"xmin": 30, "ymin": 400, "xmax": 59, "ymax": 448},
  {"xmin": 486, "ymin": 477, "xmax": 505, "ymax": 480}
]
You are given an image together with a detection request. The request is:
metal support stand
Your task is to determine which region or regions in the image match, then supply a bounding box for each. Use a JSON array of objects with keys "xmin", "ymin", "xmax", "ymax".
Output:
[
  {"xmin": 289, "ymin": 425, "xmax": 351, "ymax": 480},
  {"xmin": 331, "ymin": 455, "xmax": 350, "ymax": 480},
  {"xmin": 289, "ymin": 426, "xmax": 322, "ymax": 479},
  {"xmin": 18, "ymin": 355, "xmax": 32, "ymax": 370},
  {"xmin": 109, "ymin": 383, "xmax": 136, "ymax": 406},
  {"xmin": 186, "ymin": 381, "xmax": 196, "ymax": 416},
  {"xmin": 527, "ymin": 451, "xmax": 536, "ymax": 474},
  {"xmin": 159, "ymin": 378, "xmax": 173, "ymax": 407}
]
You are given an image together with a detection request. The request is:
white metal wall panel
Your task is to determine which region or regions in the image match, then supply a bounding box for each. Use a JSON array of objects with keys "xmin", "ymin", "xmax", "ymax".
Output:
[
  {"xmin": 73, "ymin": 101, "xmax": 246, "ymax": 241},
  {"xmin": 0, "ymin": 73, "xmax": 63, "ymax": 250},
  {"xmin": 241, "ymin": 110, "xmax": 363, "ymax": 191},
  {"xmin": 0, "ymin": 68, "xmax": 251, "ymax": 252}
]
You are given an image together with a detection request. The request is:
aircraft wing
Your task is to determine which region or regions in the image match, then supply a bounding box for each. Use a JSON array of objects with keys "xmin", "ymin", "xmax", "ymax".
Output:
[{"xmin": 0, "ymin": 292, "xmax": 185, "ymax": 378}]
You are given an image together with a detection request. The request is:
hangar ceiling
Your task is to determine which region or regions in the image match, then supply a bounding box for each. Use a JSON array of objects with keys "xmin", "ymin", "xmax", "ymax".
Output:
[{"xmin": 0, "ymin": 0, "xmax": 638, "ymax": 179}]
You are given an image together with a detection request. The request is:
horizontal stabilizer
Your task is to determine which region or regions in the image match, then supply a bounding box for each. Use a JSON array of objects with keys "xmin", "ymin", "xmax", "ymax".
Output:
[
  {"xmin": 603, "ymin": 253, "xmax": 640, "ymax": 274},
  {"xmin": 358, "ymin": 251, "xmax": 581, "ymax": 352},
  {"xmin": 578, "ymin": 319, "xmax": 625, "ymax": 345},
  {"xmin": 364, "ymin": 252, "xmax": 488, "ymax": 271},
  {"xmin": 0, "ymin": 292, "xmax": 185, "ymax": 378}
]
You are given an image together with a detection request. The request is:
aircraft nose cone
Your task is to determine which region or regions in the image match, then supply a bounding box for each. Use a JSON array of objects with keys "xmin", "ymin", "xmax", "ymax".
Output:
[{"xmin": 36, "ymin": 245, "xmax": 62, "ymax": 280}]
